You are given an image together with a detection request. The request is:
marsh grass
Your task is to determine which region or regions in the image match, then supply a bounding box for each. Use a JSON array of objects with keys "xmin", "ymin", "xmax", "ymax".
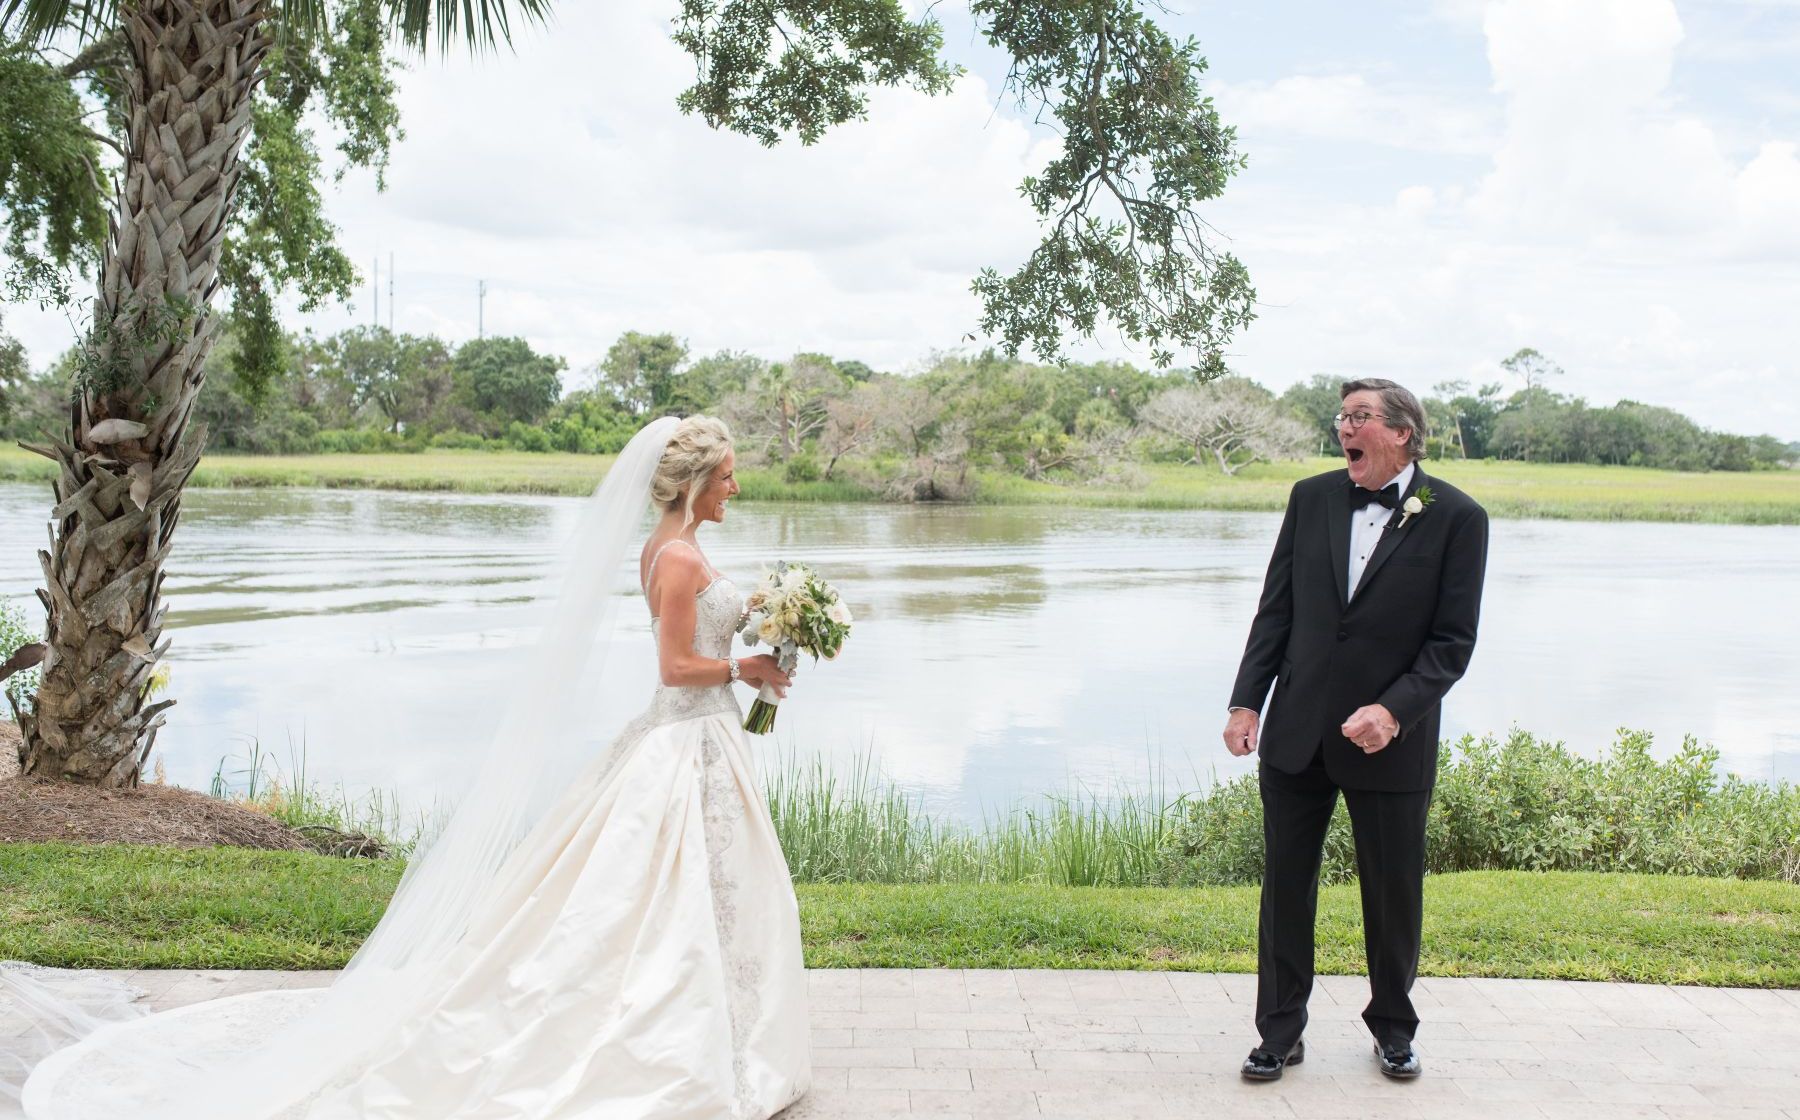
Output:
[
  {"xmin": 765, "ymin": 752, "xmax": 1187, "ymax": 887},
  {"xmin": 5, "ymin": 446, "xmax": 1795, "ymax": 523},
  {"xmin": 208, "ymin": 735, "xmax": 427, "ymax": 856},
  {"xmin": 769, "ymin": 731, "xmax": 1800, "ymax": 890},
  {"xmin": 980, "ymin": 459, "xmax": 1800, "ymax": 524},
  {"xmin": 200, "ymin": 729, "xmax": 1798, "ymax": 890}
]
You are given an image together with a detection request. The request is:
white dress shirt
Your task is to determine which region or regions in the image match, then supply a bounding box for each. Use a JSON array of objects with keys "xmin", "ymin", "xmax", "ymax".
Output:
[{"xmin": 1349, "ymin": 462, "xmax": 1415, "ymax": 599}]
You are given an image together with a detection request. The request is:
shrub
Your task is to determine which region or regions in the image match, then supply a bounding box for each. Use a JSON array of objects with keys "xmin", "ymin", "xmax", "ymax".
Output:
[
  {"xmin": 0, "ymin": 599, "xmax": 40, "ymax": 714},
  {"xmin": 314, "ymin": 428, "xmax": 407, "ymax": 454},
  {"xmin": 783, "ymin": 450, "xmax": 822, "ymax": 483},
  {"xmin": 427, "ymin": 430, "xmax": 492, "ymax": 451},
  {"xmin": 1159, "ymin": 730, "xmax": 1800, "ymax": 885},
  {"xmin": 504, "ymin": 421, "xmax": 553, "ymax": 453}
]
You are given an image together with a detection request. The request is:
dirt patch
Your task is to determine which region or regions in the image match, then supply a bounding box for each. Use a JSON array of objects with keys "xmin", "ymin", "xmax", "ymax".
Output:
[{"xmin": 0, "ymin": 720, "xmax": 308, "ymax": 851}]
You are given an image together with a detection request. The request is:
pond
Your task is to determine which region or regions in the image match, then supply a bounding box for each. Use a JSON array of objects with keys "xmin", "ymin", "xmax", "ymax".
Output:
[{"xmin": 2, "ymin": 482, "xmax": 1795, "ymax": 821}]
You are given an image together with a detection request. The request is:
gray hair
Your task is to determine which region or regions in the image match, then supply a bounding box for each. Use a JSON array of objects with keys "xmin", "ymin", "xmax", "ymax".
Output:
[{"xmin": 1340, "ymin": 378, "xmax": 1427, "ymax": 460}]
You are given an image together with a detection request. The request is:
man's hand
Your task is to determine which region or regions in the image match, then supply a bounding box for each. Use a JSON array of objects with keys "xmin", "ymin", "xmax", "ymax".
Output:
[
  {"xmin": 1341, "ymin": 704, "xmax": 1400, "ymax": 754},
  {"xmin": 1223, "ymin": 708, "xmax": 1260, "ymax": 757}
]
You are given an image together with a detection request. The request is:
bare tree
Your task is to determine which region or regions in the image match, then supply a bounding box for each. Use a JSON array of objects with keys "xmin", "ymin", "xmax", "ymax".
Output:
[
  {"xmin": 1500, "ymin": 347, "xmax": 1563, "ymax": 463},
  {"xmin": 874, "ymin": 377, "xmax": 943, "ymax": 458},
  {"xmin": 1138, "ymin": 379, "xmax": 1312, "ymax": 476},
  {"xmin": 723, "ymin": 354, "xmax": 842, "ymax": 461},
  {"xmin": 1502, "ymin": 347, "xmax": 1562, "ymax": 394},
  {"xmin": 887, "ymin": 416, "xmax": 972, "ymax": 501},
  {"xmin": 1431, "ymin": 379, "xmax": 1469, "ymax": 459},
  {"xmin": 819, "ymin": 382, "xmax": 885, "ymax": 479}
]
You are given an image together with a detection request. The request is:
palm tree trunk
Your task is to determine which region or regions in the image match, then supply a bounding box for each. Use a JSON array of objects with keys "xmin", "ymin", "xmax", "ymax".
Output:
[{"xmin": 17, "ymin": 0, "xmax": 272, "ymax": 786}]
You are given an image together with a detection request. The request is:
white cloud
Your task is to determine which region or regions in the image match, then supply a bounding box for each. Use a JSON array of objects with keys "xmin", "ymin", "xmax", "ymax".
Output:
[
  {"xmin": 1202, "ymin": 0, "xmax": 1800, "ymax": 439},
  {"xmin": 1216, "ymin": 73, "xmax": 1496, "ymax": 155},
  {"xmin": 354, "ymin": 3, "xmax": 1059, "ymax": 371},
  {"xmin": 1396, "ymin": 185, "xmax": 1438, "ymax": 218},
  {"xmin": 1471, "ymin": 0, "xmax": 1800, "ymax": 250},
  {"xmin": 1734, "ymin": 140, "xmax": 1800, "ymax": 251}
]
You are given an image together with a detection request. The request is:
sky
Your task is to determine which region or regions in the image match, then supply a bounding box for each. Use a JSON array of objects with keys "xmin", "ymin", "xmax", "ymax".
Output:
[{"xmin": 7, "ymin": 0, "xmax": 1800, "ymax": 439}]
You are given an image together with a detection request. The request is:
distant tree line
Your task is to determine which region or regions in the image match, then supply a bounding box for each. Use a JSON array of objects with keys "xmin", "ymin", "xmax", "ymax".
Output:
[
  {"xmin": 1280, "ymin": 348, "xmax": 1796, "ymax": 472},
  {"xmin": 3, "ymin": 322, "xmax": 1793, "ymax": 493}
]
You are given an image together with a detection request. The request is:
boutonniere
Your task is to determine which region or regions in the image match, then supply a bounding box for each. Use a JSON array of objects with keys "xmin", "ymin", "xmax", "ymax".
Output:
[{"xmin": 1396, "ymin": 485, "xmax": 1435, "ymax": 530}]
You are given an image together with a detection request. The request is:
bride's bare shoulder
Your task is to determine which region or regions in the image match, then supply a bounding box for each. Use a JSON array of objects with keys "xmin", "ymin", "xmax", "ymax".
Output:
[{"xmin": 643, "ymin": 538, "xmax": 705, "ymax": 589}]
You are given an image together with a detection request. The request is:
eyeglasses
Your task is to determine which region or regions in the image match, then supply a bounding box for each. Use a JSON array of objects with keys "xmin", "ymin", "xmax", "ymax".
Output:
[{"xmin": 1333, "ymin": 411, "xmax": 1390, "ymax": 430}]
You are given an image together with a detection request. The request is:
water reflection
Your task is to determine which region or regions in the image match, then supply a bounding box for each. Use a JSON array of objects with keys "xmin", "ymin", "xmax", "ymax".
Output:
[{"xmin": 2, "ymin": 481, "xmax": 1796, "ymax": 822}]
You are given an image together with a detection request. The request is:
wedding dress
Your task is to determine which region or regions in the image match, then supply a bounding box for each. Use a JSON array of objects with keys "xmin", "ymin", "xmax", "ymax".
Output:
[{"xmin": 4, "ymin": 417, "xmax": 811, "ymax": 1119}]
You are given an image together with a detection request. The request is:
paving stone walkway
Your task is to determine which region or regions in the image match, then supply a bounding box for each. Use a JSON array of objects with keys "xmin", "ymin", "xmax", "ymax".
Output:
[{"xmin": 8, "ymin": 968, "xmax": 1799, "ymax": 1118}]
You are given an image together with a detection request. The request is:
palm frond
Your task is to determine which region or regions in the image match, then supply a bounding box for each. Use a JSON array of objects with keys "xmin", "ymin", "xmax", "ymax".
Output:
[
  {"xmin": 1, "ymin": 0, "xmax": 116, "ymax": 45},
  {"xmin": 389, "ymin": 0, "xmax": 554, "ymax": 53},
  {"xmin": 0, "ymin": 0, "xmax": 554, "ymax": 53},
  {"xmin": 278, "ymin": 0, "xmax": 332, "ymax": 38}
]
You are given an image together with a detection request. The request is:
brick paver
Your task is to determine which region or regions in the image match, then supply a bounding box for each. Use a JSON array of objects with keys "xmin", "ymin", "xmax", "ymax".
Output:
[{"xmin": 5, "ymin": 969, "xmax": 1797, "ymax": 1118}]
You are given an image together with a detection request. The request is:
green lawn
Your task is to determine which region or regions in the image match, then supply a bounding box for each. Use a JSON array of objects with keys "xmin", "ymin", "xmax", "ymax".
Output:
[
  {"xmin": 3, "ymin": 844, "xmax": 1794, "ymax": 984},
  {"xmin": 4, "ymin": 445, "xmax": 1795, "ymax": 523}
]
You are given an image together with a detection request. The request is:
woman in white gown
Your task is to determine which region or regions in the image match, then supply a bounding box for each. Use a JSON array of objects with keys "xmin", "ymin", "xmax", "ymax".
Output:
[{"xmin": 6, "ymin": 416, "xmax": 812, "ymax": 1119}]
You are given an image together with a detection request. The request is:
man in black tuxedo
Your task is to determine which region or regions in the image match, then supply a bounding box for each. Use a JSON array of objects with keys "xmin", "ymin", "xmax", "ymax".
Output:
[{"xmin": 1223, "ymin": 378, "xmax": 1488, "ymax": 1082}]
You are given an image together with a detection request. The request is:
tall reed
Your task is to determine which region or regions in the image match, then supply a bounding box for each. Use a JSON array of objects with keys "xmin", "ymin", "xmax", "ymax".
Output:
[
  {"xmin": 763, "ymin": 751, "xmax": 1186, "ymax": 886},
  {"xmin": 210, "ymin": 734, "xmax": 426, "ymax": 856}
]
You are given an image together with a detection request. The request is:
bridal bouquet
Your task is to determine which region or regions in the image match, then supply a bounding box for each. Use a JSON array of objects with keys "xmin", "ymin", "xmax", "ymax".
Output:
[{"xmin": 737, "ymin": 561, "xmax": 852, "ymax": 734}]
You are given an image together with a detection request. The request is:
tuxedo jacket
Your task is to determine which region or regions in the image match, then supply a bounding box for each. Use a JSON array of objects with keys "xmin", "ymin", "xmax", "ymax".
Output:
[{"xmin": 1230, "ymin": 465, "xmax": 1489, "ymax": 793}]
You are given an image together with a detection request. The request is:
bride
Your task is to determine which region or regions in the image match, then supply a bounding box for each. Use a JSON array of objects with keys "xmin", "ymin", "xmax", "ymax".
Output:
[{"xmin": 4, "ymin": 416, "xmax": 812, "ymax": 1119}]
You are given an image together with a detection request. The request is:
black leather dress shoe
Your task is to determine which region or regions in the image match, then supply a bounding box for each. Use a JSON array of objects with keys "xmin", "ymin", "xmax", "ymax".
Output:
[
  {"xmin": 1375, "ymin": 1041, "xmax": 1421, "ymax": 1079},
  {"xmin": 1240, "ymin": 1039, "xmax": 1304, "ymax": 1081}
]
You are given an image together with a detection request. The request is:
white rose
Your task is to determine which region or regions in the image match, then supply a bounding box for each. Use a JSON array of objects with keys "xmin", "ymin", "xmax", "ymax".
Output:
[
  {"xmin": 758, "ymin": 617, "xmax": 785, "ymax": 644},
  {"xmin": 826, "ymin": 601, "xmax": 853, "ymax": 626},
  {"xmin": 1403, "ymin": 496, "xmax": 1423, "ymax": 515}
]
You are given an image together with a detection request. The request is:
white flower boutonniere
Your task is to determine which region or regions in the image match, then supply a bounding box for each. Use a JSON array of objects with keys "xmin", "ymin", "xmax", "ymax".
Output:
[{"xmin": 1396, "ymin": 485, "xmax": 1435, "ymax": 530}]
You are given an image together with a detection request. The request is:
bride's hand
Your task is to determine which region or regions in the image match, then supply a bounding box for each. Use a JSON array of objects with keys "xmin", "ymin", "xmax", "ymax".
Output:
[{"xmin": 737, "ymin": 654, "xmax": 792, "ymax": 698}]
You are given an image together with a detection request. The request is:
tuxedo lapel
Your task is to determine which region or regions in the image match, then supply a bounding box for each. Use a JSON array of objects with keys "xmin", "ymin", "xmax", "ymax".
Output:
[
  {"xmin": 1352, "ymin": 466, "xmax": 1430, "ymax": 601},
  {"xmin": 1327, "ymin": 480, "xmax": 1351, "ymax": 608}
]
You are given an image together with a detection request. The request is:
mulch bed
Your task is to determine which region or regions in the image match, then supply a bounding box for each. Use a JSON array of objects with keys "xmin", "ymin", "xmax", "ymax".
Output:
[{"xmin": 0, "ymin": 720, "xmax": 310, "ymax": 851}]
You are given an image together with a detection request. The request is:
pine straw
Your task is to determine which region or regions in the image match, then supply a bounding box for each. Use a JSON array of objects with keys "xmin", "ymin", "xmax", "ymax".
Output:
[{"xmin": 0, "ymin": 721, "xmax": 308, "ymax": 851}]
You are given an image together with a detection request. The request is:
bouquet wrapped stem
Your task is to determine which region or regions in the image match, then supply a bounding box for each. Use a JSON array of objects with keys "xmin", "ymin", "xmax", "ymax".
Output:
[
  {"xmin": 744, "ymin": 659, "xmax": 791, "ymax": 735},
  {"xmin": 738, "ymin": 560, "xmax": 851, "ymax": 736}
]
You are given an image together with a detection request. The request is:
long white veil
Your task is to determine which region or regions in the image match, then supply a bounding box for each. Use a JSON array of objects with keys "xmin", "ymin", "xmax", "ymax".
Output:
[{"xmin": 1, "ymin": 416, "xmax": 683, "ymax": 1118}]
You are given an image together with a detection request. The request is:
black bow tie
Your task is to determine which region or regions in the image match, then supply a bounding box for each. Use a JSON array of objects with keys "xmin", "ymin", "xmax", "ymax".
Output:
[{"xmin": 1348, "ymin": 482, "xmax": 1402, "ymax": 512}]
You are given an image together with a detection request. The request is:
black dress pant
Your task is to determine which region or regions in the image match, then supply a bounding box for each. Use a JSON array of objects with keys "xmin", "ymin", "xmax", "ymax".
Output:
[{"xmin": 1254, "ymin": 750, "xmax": 1431, "ymax": 1049}]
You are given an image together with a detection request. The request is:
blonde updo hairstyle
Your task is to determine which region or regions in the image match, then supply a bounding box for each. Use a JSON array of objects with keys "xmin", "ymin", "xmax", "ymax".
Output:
[{"xmin": 651, "ymin": 416, "xmax": 734, "ymax": 528}]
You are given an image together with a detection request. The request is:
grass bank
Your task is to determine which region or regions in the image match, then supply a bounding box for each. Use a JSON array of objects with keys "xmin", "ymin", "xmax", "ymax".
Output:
[
  {"xmin": 985, "ymin": 458, "xmax": 1800, "ymax": 524},
  {"xmin": 4, "ymin": 445, "xmax": 1796, "ymax": 524},
  {"xmin": 0, "ymin": 445, "xmax": 867, "ymax": 503},
  {"xmin": 0, "ymin": 845, "xmax": 1791, "ymax": 985}
]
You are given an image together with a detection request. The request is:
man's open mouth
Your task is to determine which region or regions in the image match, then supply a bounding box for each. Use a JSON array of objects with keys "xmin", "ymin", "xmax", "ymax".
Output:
[{"xmin": 1346, "ymin": 448, "xmax": 1365, "ymax": 463}]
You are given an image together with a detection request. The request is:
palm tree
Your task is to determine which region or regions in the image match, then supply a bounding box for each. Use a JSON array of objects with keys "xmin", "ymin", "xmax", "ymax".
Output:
[{"xmin": 2, "ymin": 0, "xmax": 550, "ymax": 784}]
